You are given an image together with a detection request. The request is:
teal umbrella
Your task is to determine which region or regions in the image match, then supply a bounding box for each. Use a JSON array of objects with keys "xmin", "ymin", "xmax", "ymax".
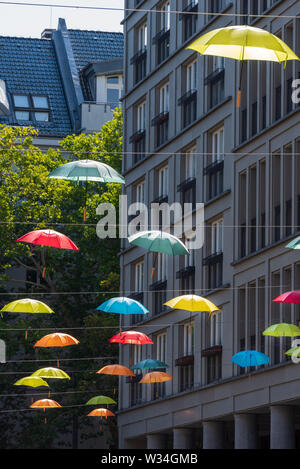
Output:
[
  {"xmin": 285, "ymin": 236, "xmax": 300, "ymax": 249},
  {"xmin": 131, "ymin": 359, "xmax": 168, "ymax": 370},
  {"xmin": 97, "ymin": 297, "xmax": 149, "ymax": 315},
  {"xmin": 128, "ymin": 231, "xmax": 189, "ymax": 277},
  {"xmin": 48, "ymin": 159, "xmax": 124, "ymax": 220},
  {"xmin": 86, "ymin": 395, "xmax": 117, "ymax": 406}
]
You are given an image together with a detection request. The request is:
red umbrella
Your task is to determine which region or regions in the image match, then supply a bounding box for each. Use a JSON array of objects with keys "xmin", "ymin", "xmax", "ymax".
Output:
[
  {"xmin": 16, "ymin": 229, "xmax": 79, "ymax": 251},
  {"xmin": 273, "ymin": 290, "xmax": 300, "ymax": 303},
  {"xmin": 109, "ymin": 330, "xmax": 153, "ymax": 345}
]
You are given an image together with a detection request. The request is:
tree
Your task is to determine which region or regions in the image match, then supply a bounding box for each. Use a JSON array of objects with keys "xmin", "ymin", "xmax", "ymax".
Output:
[{"xmin": 0, "ymin": 108, "xmax": 123, "ymax": 448}]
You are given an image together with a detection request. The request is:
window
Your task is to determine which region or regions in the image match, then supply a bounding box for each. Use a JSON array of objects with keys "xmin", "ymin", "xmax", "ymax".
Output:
[
  {"xmin": 183, "ymin": 322, "xmax": 194, "ymax": 356},
  {"xmin": 209, "ymin": 313, "xmax": 222, "ymax": 347},
  {"xmin": 158, "ymin": 165, "xmax": 169, "ymax": 197},
  {"xmin": 13, "ymin": 94, "xmax": 50, "ymax": 122},
  {"xmin": 130, "ymin": 101, "xmax": 146, "ymax": 164},
  {"xmin": 136, "ymin": 181, "xmax": 145, "ymax": 204},
  {"xmin": 161, "ymin": 1, "xmax": 170, "ymax": 30},
  {"xmin": 138, "ymin": 22, "xmax": 147, "ymax": 50},
  {"xmin": 106, "ymin": 76, "xmax": 122, "ymax": 108},
  {"xmin": 131, "ymin": 22, "xmax": 147, "ymax": 83},
  {"xmin": 178, "ymin": 61, "xmax": 197, "ymax": 128},
  {"xmin": 153, "ymin": 82, "xmax": 169, "ymax": 147},
  {"xmin": 182, "ymin": 0, "xmax": 198, "ymax": 42},
  {"xmin": 185, "ymin": 148, "xmax": 196, "ymax": 179},
  {"xmin": 157, "ymin": 253, "xmax": 167, "ymax": 282},
  {"xmin": 212, "ymin": 127, "xmax": 224, "ymax": 162},
  {"xmin": 211, "ymin": 218, "xmax": 223, "ymax": 254},
  {"xmin": 157, "ymin": 332, "xmax": 167, "ymax": 362},
  {"xmin": 205, "ymin": 127, "xmax": 224, "ymax": 200},
  {"xmin": 205, "ymin": 56, "xmax": 225, "ymax": 110},
  {"xmin": 133, "ymin": 344, "xmax": 142, "ymax": 364},
  {"xmin": 135, "ymin": 260, "xmax": 144, "ymax": 293}
]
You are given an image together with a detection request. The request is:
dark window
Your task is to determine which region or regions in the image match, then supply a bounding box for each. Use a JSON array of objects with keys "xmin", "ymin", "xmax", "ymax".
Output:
[
  {"xmin": 153, "ymin": 29, "xmax": 170, "ymax": 65},
  {"xmin": 275, "ymin": 85, "xmax": 281, "ymax": 121},
  {"xmin": 129, "ymin": 130, "xmax": 146, "ymax": 165},
  {"xmin": 250, "ymin": 217, "xmax": 256, "ymax": 253},
  {"xmin": 261, "ymin": 95, "xmax": 266, "ymax": 130},
  {"xmin": 204, "ymin": 68, "xmax": 225, "ymax": 110},
  {"xmin": 152, "ymin": 112, "xmax": 169, "ymax": 147},
  {"xmin": 240, "ymin": 223, "xmax": 246, "ymax": 258},
  {"xmin": 203, "ymin": 253, "xmax": 223, "ymax": 290},
  {"xmin": 251, "ymin": 101, "xmax": 257, "ymax": 136},
  {"xmin": 177, "ymin": 177, "xmax": 196, "ymax": 210},
  {"xmin": 150, "ymin": 280, "xmax": 167, "ymax": 315},
  {"xmin": 130, "ymin": 292, "xmax": 144, "ymax": 325},
  {"xmin": 178, "ymin": 90, "xmax": 197, "ymax": 128},
  {"xmin": 181, "ymin": 1, "xmax": 198, "ymax": 42},
  {"xmin": 241, "ymin": 109, "xmax": 247, "ymax": 142},
  {"xmin": 204, "ymin": 160, "xmax": 224, "ymax": 200},
  {"xmin": 274, "ymin": 204, "xmax": 281, "ymax": 242},
  {"xmin": 152, "ymin": 381, "xmax": 166, "ymax": 400},
  {"xmin": 130, "ymin": 49, "xmax": 147, "ymax": 84},
  {"xmin": 261, "ymin": 212, "xmax": 266, "ymax": 248},
  {"xmin": 207, "ymin": 354, "xmax": 222, "ymax": 383},
  {"xmin": 130, "ymin": 373, "xmax": 143, "ymax": 406},
  {"xmin": 178, "ymin": 364, "xmax": 194, "ymax": 392},
  {"xmin": 286, "ymin": 199, "xmax": 292, "ymax": 237},
  {"xmin": 209, "ymin": 0, "xmax": 226, "ymax": 19},
  {"xmin": 176, "ymin": 265, "xmax": 195, "ymax": 295},
  {"xmin": 287, "ymin": 77, "xmax": 293, "ymax": 114},
  {"xmin": 13, "ymin": 94, "xmax": 50, "ymax": 122}
]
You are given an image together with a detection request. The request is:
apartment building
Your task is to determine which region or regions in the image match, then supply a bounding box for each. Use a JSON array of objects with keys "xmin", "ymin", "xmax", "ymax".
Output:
[{"xmin": 119, "ymin": 0, "xmax": 300, "ymax": 449}]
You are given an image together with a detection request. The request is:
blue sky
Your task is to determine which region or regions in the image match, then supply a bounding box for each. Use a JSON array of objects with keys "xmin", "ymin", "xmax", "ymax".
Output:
[{"xmin": 0, "ymin": 0, "xmax": 124, "ymax": 37}]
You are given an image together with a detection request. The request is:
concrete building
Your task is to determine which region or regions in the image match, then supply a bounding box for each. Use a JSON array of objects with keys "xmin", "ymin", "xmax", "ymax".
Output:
[
  {"xmin": 0, "ymin": 18, "xmax": 124, "ymax": 148},
  {"xmin": 119, "ymin": 0, "xmax": 300, "ymax": 449}
]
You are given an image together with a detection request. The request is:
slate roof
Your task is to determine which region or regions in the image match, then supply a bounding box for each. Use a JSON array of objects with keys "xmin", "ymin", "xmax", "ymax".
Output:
[
  {"xmin": 0, "ymin": 36, "xmax": 73, "ymax": 137},
  {"xmin": 67, "ymin": 30, "xmax": 124, "ymax": 73}
]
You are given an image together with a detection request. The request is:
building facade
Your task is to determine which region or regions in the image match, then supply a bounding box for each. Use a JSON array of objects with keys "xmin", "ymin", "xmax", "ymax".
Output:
[{"xmin": 119, "ymin": 0, "xmax": 300, "ymax": 449}]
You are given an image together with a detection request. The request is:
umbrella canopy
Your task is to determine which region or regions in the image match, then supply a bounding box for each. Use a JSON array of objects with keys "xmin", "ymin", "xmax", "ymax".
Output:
[
  {"xmin": 13, "ymin": 377, "xmax": 49, "ymax": 388},
  {"xmin": 285, "ymin": 237, "xmax": 300, "ymax": 250},
  {"xmin": 140, "ymin": 371, "xmax": 172, "ymax": 384},
  {"xmin": 16, "ymin": 229, "xmax": 79, "ymax": 251},
  {"xmin": 232, "ymin": 350, "xmax": 270, "ymax": 367},
  {"xmin": 97, "ymin": 296, "xmax": 149, "ymax": 315},
  {"xmin": 48, "ymin": 159, "xmax": 125, "ymax": 184},
  {"xmin": 30, "ymin": 399, "xmax": 61, "ymax": 409},
  {"xmin": 109, "ymin": 330, "xmax": 153, "ymax": 345},
  {"xmin": 262, "ymin": 323, "xmax": 300, "ymax": 337},
  {"xmin": 187, "ymin": 25, "xmax": 299, "ymax": 63},
  {"xmin": 128, "ymin": 230, "xmax": 189, "ymax": 255},
  {"xmin": 164, "ymin": 294, "xmax": 219, "ymax": 315},
  {"xmin": 86, "ymin": 396, "xmax": 117, "ymax": 406},
  {"xmin": 0, "ymin": 298, "xmax": 54, "ymax": 314},
  {"xmin": 131, "ymin": 359, "xmax": 168, "ymax": 370},
  {"xmin": 87, "ymin": 408, "xmax": 115, "ymax": 418},
  {"xmin": 273, "ymin": 290, "xmax": 300, "ymax": 304},
  {"xmin": 34, "ymin": 332, "xmax": 79, "ymax": 348},
  {"xmin": 96, "ymin": 365, "xmax": 134, "ymax": 376},
  {"xmin": 31, "ymin": 367, "xmax": 71, "ymax": 379},
  {"xmin": 285, "ymin": 346, "xmax": 300, "ymax": 357}
]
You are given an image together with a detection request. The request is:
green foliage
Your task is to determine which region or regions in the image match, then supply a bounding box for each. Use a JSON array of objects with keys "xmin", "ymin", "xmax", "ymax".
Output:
[{"xmin": 0, "ymin": 108, "xmax": 123, "ymax": 448}]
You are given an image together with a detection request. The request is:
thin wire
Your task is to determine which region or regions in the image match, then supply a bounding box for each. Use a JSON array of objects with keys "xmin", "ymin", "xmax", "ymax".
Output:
[
  {"xmin": 5, "ymin": 356, "xmax": 115, "ymax": 364},
  {"xmin": 0, "ymin": 1, "xmax": 299, "ymax": 19},
  {"xmin": 0, "ymin": 388, "xmax": 118, "ymax": 398}
]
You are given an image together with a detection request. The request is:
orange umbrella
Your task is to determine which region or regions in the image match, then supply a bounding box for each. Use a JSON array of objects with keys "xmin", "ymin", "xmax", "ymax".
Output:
[
  {"xmin": 34, "ymin": 333, "xmax": 79, "ymax": 367},
  {"xmin": 97, "ymin": 365, "xmax": 134, "ymax": 377},
  {"xmin": 140, "ymin": 371, "xmax": 172, "ymax": 384},
  {"xmin": 88, "ymin": 408, "xmax": 115, "ymax": 432},
  {"xmin": 30, "ymin": 398, "xmax": 61, "ymax": 424}
]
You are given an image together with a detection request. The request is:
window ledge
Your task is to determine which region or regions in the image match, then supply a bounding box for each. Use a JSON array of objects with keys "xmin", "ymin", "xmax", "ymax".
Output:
[{"xmin": 204, "ymin": 189, "xmax": 231, "ymax": 207}]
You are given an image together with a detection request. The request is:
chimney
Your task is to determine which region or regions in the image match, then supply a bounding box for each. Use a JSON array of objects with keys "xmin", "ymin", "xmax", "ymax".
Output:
[{"xmin": 41, "ymin": 28, "xmax": 55, "ymax": 40}]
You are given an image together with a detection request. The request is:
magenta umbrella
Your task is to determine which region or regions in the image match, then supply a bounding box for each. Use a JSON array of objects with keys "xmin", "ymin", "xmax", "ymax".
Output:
[{"xmin": 273, "ymin": 290, "xmax": 300, "ymax": 304}]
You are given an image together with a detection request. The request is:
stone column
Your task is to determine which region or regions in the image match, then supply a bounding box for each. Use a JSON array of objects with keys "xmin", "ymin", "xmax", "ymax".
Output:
[
  {"xmin": 270, "ymin": 406, "xmax": 295, "ymax": 449},
  {"xmin": 234, "ymin": 414, "xmax": 258, "ymax": 449},
  {"xmin": 202, "ymin": 421, "xmax": 224, "ymax": 449},
  {"xmin": 147, "ymin": 433, "xmax": 168, "ymax": 449},
  {"xmin": 173, "ymin": 428, "xmax": 194, "ymax": 449}
]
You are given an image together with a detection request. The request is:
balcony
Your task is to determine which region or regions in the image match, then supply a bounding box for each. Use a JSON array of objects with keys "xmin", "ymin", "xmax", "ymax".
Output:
[
  {"xmin": 175, "ymin": 354, "xmax": 194, "ymax": 366},
  {"xmin": 201, "ymin": 345, "xmax": 222, "ymax": 357},
  {"xmin": 80, "ymin": 102, "xmax": 116, "ymax": 133},
  {"xmin": 176, "ymin": 265, "xmax": 195, "ymax": 279}
]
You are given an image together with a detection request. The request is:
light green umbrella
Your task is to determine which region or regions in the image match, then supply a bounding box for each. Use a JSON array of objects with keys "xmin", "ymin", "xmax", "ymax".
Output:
[
  {"xmin": 285, "ymin": 237, "xmax": 300, "ymax": 249},
  {"xmin": 285, "ymin": 346, "xmax": 300, "ymax": 357},
  {"xmin": 262, "ymin": 323, "xmax": 300, "ymax": 337},
  {"xmin": 48, "ymin": 159, "xmax": 124, "ymax": 220},
  {"xmin": 86, "ymin": 396, "xmax": 117, "ymax": 406},
  {"xmin": 128, "ymin": 230, "xmax": 189, "ymax": 278},
  {"xmin": 31, "ymin": 367, "xmax": 71, "ymax": 380}
]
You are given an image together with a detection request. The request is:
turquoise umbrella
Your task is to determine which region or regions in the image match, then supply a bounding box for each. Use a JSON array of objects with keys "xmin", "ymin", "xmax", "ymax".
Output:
[
  {"xmin": 48, "ymin": 159, "xmax": 124, "ymax": 220},
  {"xmin": 285, "ymin": 236, "xmax": 300, "ymax": 249},
  {"xmin": 97, "ymin": 297, "xmax": 149, "ymax": 315},
  {"xmin": 131, "ymin": 359, "xmax": 168, "ymax": 370},
  {"xmin": 128, "ymin": 231, "xmax": 189, "ymax": 277},
  {"xmin": 232, "ymin": 350, "xmax": 270, "ymax": 367}
]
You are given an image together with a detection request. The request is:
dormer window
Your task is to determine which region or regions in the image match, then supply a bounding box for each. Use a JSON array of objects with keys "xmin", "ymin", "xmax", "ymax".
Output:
[{"xmin": 13, "ymin": 94, "xmax": 50, "ymax": 122}]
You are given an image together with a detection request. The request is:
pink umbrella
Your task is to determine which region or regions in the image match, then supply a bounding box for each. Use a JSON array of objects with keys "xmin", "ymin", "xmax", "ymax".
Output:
[
  {"xmin": 273, "ymin": 290, "xmax": 300, "ymax": 303},
  {"xmin": 109, "ymin": 330, "xmax": 153, "ymax": 345}
]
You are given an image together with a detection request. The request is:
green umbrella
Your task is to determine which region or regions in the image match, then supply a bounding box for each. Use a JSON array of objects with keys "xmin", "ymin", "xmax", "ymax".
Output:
[
  {"xmin": 285, "ymin": 237, "xmax": 300, "ymax": 249},
  {"xmin": 262, "ymin": 323, "xmax": 300, "ymax": 337},
  {"xmin": 86, "ymin": 396, "xmax": 117, "ymax": 406},
  {"xmin": 48, "ymin": 159, "xmax": 124, "ymax": 220},
  {"xmin": 285, "ymin": 346, "xmax": 300, "ymax": 357},
  {"xmin": 128, "ymin": 230, "xmax": 189, "ymax": 278}
]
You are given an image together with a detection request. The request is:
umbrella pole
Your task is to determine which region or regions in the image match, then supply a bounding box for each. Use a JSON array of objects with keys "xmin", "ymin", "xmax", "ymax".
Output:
[
  {"xmin": 83, "ymin": 178, "xmax": 88, "ymax": 222},
  {"xmin": 237, "ymin": 61, "xmax": 244, "ymax": 108}
]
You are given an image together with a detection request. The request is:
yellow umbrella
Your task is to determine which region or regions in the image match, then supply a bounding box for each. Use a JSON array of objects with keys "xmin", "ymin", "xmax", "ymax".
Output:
[
  {"xmin": 13, "ymin": 376, "xmax": 49, "ymax": 388},
  {"xmin": 187, "ymin": 25, "xmax": 300, "ymax": 107},
  {"xmin": 262, "ymin": 323, "xmax": 300, "ymax": 337},
  {"xmin": 164, "ymin": 294, "xmax": 219, "ymax": 316},
  {"xmin": 0, "ymin": 298, "xmax": 54, "ymax": 314},
  {"xmin": 31, "ymin": 367, "xmax": 70, "ymax": 380}
]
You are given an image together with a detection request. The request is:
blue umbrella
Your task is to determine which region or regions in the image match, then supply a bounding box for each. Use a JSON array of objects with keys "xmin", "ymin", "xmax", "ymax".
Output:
[
  {"xmin": 131, "ymin": 359, "xmax": 168, "ymax": 370},
  {"xmin": 232, "ymin": 350, "xmax": 270, "ymax": 367},
  {"xmin": 96, "ymin": 297, "xmax": 149, "ymax": 315}
]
